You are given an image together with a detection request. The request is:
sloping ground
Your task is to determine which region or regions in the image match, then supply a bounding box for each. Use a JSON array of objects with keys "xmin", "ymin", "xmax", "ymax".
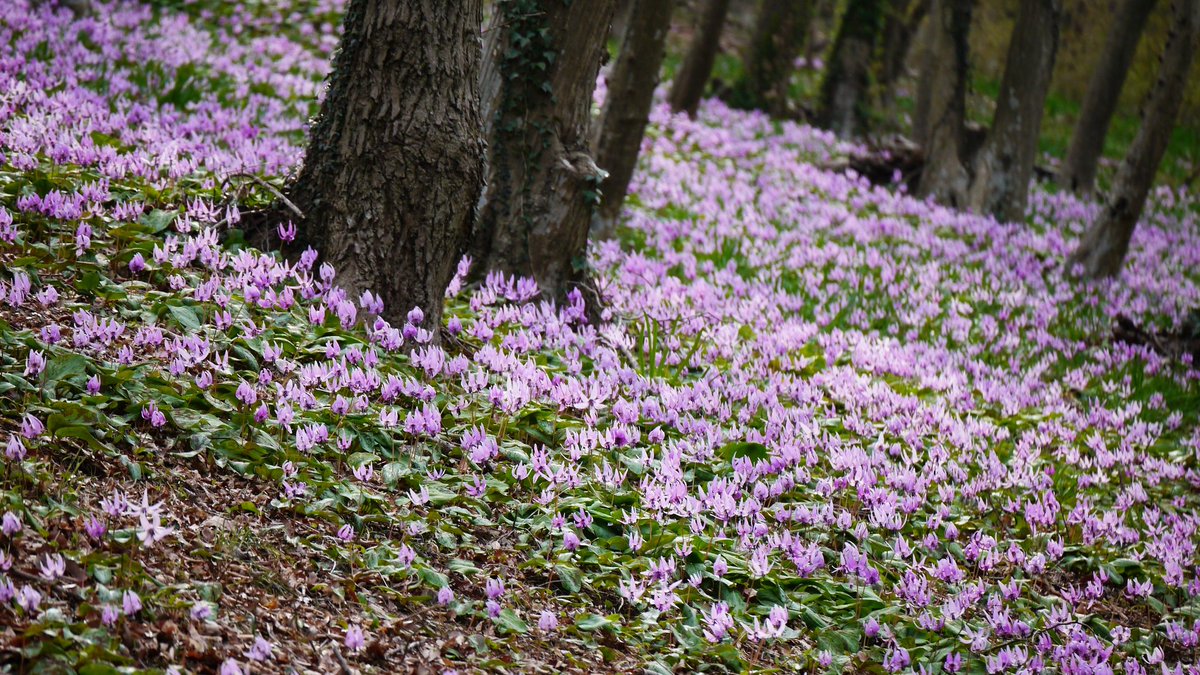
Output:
[{"xmin": 2, "ymin": 1, "xmax": 1200, "ymax": 674}]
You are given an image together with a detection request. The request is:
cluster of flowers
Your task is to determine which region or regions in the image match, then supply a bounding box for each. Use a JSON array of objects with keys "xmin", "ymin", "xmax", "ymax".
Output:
[{"xmin": 1, "ymin": 0, "xmax": 1199, "ymax": 672}]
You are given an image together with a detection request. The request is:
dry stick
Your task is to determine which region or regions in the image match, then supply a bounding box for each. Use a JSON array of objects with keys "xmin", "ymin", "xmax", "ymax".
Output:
[
  {"xmin": 224, "ymin": 171, "xmax": 306, "ymax": 221},
  {"xmin": 332, "ymin": 642, "xmax": 355, "ymax": 674}
]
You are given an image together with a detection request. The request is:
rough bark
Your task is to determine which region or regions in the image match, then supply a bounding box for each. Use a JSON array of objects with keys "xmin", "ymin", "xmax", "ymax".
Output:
[
  {"xmin": 817, "ymin": 0, "xmax": 886, "ymax": 137},
  {"xmin": 593, "ymin": 0, "xmax": 676, "ymax": 238},
  {"xmin": 727, "ymin": 0, "xmax": 813, "ymax": 116},
  {"xmin": 289, "ymin": 0, "xmax": 483, "ymax": 331},
  {"xmin": 875, "ymin": 0, "xmax": 930, "ymax": 118},
  {"xmin": 473, "ymin": 0, "xmax": 617, "ymax": 301},
  {"xmin": 1060, "ymin": 0, "xmax": 1158, "ymax": 196},
  {"xmin": 915, "ymin": 0, "xmax": 973, "ymax": 205},
  {"xmin": 966, "ymin": 0, "xmax": 1061, "ymax": 223},
  {"xmin": 1068, "ymin": 0, "xmax": 1200, "ymax": 279},
  {"xmin": 669, "ymin": 0, "xmax": 733, "ymax": 117}
]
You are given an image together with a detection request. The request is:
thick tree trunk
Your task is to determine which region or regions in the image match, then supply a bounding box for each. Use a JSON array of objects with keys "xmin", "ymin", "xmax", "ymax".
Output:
[
  {"xmin": 290, "ymin": 0, "xmax": 483, "ymax": 331},
  {"xmin": 473, "ymin": 0, "xmax": 617, "ymax": 301},
  {"xmin": 1060, "ymin": 0, "xmax": 1158, "ymax": 196},
  {"xmin": 817, "ymin": 0, "xmax": 886, "ymax": 137},
  {"xmin": 966, "ymin": 0, "xmax": 1061, "ymax": 223},
  {"xmin": 593, "ymin": 0, "xmax": 676, "ymax": 239},
  {"xmin": 727, "ymin": 0, "xmax": 813, "ymax": 116},
  {"xmin": 669, "ymin": 0, "xmax": 732, "ymax": 117},
  {"xmin": 1068, "ymin": 0, "xmax": 1200, "ymax": 279},
  {"xmin": 915, "ymin": 0, "xmax": 972, "ymax": 205},
  {"xmin": 875, "ymin": 0, "xmax": 930, "ymax": 119}
]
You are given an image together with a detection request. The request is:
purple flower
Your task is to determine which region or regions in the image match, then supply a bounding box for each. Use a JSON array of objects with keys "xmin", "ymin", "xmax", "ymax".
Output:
[
  {"xmin": 277, "ymin": 221, "xmax": 297, "ymax": 243},
  {"xmin": 191, "ymin": 602, "xmax": 213, "ymax": 621},
  {"xmin": 39, "ymin": 553, "xmax": 65, "ymax": 581},
  {"xmin": 128, "ymin": 252, "xmax": 146, "ymax": 274},
  {"xmin": 101, "ymin": 604, "xmax": 120, "ymax": 626},
  {"xmin": 437, "ymin": 586, "xmax": 455, "ymax": 606},
  {"xmin": 218, "ymin": 659, "xmax": 243, "ymax": 675},
  {"xmin": 2, "ymin": 511, "xmax": 21, "ymax": 536},
  {"xmin": 246, "ymin": 636, "xmax": 273, "ymax": 661},
  {"xmin": 24, "ymin": 350, "xmax": 45, "ymax": 377},
  {"xmin": 17, "ymin": 585, "xmax": 41, "ymax": 612},
  {"xmin": 21, "ymin": 413, "xmax": 44, "ymax": 439},
  {"xmin": 137, "ymin": 512, "xmax": 174, "ymax": 547},
  {"xmin": 883, "ymin": 646, "xmax": 910, "ymax": 672},
  {"xmin": 344, "ymin": 626, "xmax": 365, "ymax": 651},
  {"xmin": 562, "ymin": 529, "xmax": 580, "ymax": 552},
  {"xmin": 86, "ymin": 374, "xmax": 101, "ymax": 394},
  {"xmin": 337, "ymin": 524, "xmax": 354, "ymax": 543},
  {"xmin": 235, "ymin": 380, "xmax": 257, "ymax": 406},
  {"xmin": 85, "ymin": 516, "xmax": 107, "ymax": 541},
  {"xmin": 5, "ymin": 436, "xmax": 26, "ymax": 462},
  {"xmin": 396, "ymin": 543, "xmax": 416, "ymax": 568},
  {"xmin": 353, "ymin": 463, "xmax": 373, "ymax": 482},
  {"xmin": 712, "ymin": 555, "xmax": 727, "ymax": 578},
  {"xmin": 703, "ymin": 601, "xmax": 734, "ymax": 642},
  {"xmin": 537, "ymin": 610, "xmax": 558, "ymax": 632},
  {"xmin": 122, "ymin": 590, "xmax": 142, "ymax": 616}
]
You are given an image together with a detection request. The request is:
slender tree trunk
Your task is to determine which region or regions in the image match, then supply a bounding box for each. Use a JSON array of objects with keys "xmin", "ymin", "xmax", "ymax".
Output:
[
  {"xmin": 1060, "ymin": 0, "xmax": 1158, "ymax": 196},
  {"xmin": 916, "ymin": 0, "xmax": 973, "ymax": 206},
  {"xmin": 473, "ymin": 0, "xmax": 617, "ymax": 301},
  {"xmin": 1068, "ymin": 0, "xmax": 1200, "ymax": 279},
  {"xmin": 817, "ymin": 0, "xmax": 886, "ymax": 137},
  {"xmin": 875, "ymin": 0, "xmax": 930, "ymax": 119},
  {"xmin": 593, "ymin": 0, "xmax": 676, "ymax": 239},
  {"xmin": 669, "ymin": 0, "xmax": 732, "ymax": 117},
  {"xmin": 966, "ymin": 0, "xmax": 1061, "ymax": 223},
  {"xmin": 611, "ymin": 0, "xmax": 636, "ymax": 46},
  {"xmin": 290, "ymin": 0, "xmax": 483, "ymax": 331},
  {"xmin": 727, "ymin": 0, "xmax": 813, "ymax": 116}
]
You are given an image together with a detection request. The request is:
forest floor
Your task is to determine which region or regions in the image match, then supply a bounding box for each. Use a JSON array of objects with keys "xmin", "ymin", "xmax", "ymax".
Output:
[{"xmin": 2, "ymin": 1, "xmax": 1200, "ymax": 673}]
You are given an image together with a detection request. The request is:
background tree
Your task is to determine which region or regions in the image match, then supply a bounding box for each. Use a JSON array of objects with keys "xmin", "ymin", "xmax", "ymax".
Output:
[
  {"xmin": 874, "ymin": 0, "xmax": 930, "ymax": 119},
  {"xmin": 593, "ymin": 0, "xmax": 677, "ymax": 240},
  {"xmin": 966, "ymin": 0, "xmax": 1061, "ymax": 223},
  {"xmin": 1059, "ymin": 0, "xmax": 1158, "ymax": 196},
  {"xmin": 817, "ymin": 0, "xmax": 886, "ymax": 137},
  {"xmin": 727, "ymin": 0, "xmax": 813, "ymax": 116},
  {"xmin": 668, "ymin": 0, "xmax": 732, "ymax": 117},
  {"xmin": 915, "ymin": 0, "xmax": 973, "ymax": 205},
  {"xmin": 1068, "ymin": 0, "xmax": 1200, "ymax": 279},
  {"xmin": 289, "ymin": 0, "xmax": 483, "ymax": 330},
  {"xmin": 473, "ymin": 0, "xmax": 617, "ymax": 300}
]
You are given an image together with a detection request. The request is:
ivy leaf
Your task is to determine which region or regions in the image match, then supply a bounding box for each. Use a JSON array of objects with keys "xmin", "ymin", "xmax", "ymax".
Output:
[
  {"xmin": 167, "ymin": 304, "xmax": 203, "ymax": 332},
  {"xmin": 494, "ymin": 609, "xmax": 528, "ymax": 634},
  {"xmin": 574, "ymin": 614, "xmax": 612, "ymax": 632},
  {"xmin": 555, "ymin": 564, "xmax": 581, "ymax": 593}
]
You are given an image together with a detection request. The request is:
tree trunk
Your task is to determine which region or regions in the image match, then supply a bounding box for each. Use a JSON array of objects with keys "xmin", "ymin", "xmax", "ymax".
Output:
[
  {"xmin": 966, "ymin": 0, "xmax": 1061, "ymax": 223},
  {"xmin": 1059, "ymin": 0, "xmax": 1158, "ymax": 196},
  {"xmin": 611, "ymin": 0, "xmax": 637, "ymax": 46},
  {"xmin": 669, "ymin": 0, "xmax": 732, "ymax": 117},
  {"xmin": 1068, "ymin": 0, "xmax": 1200, "ymax": 279},
  {"xmin": 915, "ymin": 0, "xmax": 972, "ymax": 205},
  {"xmin": 817, "ymin": 0, "xmax": 886, "ymax": 137},
  {"xmin": 593, "ymin": 0, "xmax": 676, "ymax": 239},
  {"xmin": 727, "ymin": 0, "xmax": 813, "ymax": 116},
  {"xmin": 473, "ymin": 0, "xmax": 617, "ymax": 301},
  {"xmin": 290, "ymin": 0, "xmax": 483, "ymax": 331},
  {"xmin": 875, "ymin": 0, "xmax": 930, "ymax": 121}
]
